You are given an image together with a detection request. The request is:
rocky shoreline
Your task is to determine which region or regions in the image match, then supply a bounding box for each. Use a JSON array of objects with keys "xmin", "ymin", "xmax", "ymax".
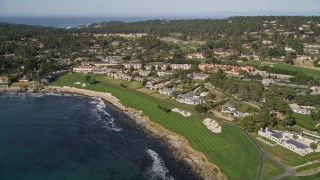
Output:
[{"xmin": 2, "ymin": 85, "xmax": 226, "ymax": 180}]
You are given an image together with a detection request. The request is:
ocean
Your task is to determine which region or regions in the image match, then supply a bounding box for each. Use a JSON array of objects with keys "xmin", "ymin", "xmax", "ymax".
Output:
[
  {"xmin": 0, "ymin": 17, "xmax": 152, "ymax": 28},
  {"xmin": 0, "ymin": 16, "xmax": 227, "ymax": 28},
  {"xmin": 0, "ymin": 93, "xmax": 196, "ymax": 180}
]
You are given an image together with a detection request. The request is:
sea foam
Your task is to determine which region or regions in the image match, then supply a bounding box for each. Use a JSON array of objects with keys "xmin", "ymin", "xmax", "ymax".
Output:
[
  {"xmin": 90, "ymin": 98, "xmax": 122, "ymax": 132},
  {"xmin": 146, "ymin": 149, "xmax": 174, "ymax": 180}
]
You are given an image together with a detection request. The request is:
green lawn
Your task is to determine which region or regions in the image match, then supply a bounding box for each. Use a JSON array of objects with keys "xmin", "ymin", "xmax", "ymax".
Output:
[
  {"xmin": 261, "ymin": 156, "xmax": 285, "ymax": 180},
  {"xmin": 256, "ymin": 138, "xmax": 320, "ymax": 166},
  {"xmin": 52, "ymin": 73, "xmax": 261, "ymax": 180},
  {"xmin": 293, "ymin": 113, "xmax": 318, "ymax": 132},
  {"xmin": 281, "ymin": 174, "xmax": 320, "ymax": 180},
  {"xmin": 238, "ymin": 61, "xmax": 320, "ymax": 79},
  {"xmin": 296, "ymin": 162, "xmax": 320, "ymax": 172}
]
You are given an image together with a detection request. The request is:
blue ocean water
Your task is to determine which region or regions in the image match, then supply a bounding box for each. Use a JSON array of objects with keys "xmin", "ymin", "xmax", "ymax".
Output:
[
  {"xmin": 0, "ymin": 93, "xmax": 195, "ymax": 180},
  {"xmin": 0, "ymin": 17, "xmax": 150, "ymax": 28}
]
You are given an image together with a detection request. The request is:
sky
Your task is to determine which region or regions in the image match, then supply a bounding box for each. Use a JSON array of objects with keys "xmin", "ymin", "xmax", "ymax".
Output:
[{"xmin": 0, "ymin": 0, "xmax": 319, "ymax": 17}]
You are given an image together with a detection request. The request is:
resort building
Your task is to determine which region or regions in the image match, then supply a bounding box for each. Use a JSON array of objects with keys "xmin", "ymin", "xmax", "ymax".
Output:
[{"xmin": 258, "ymin": 128, "xmax": 318, "ymax": 156}]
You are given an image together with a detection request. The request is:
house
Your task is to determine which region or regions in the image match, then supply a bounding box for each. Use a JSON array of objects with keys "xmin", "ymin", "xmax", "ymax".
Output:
[
  {"xmin": 159, "ymin": 87, "xmax": 176, "ymax": 95},
  {"xmin": 261, "ymin": 78, "xmax": 276, "ymax": 86},
  {"xmin": 137, "ymin": 71, "xmax": 150, "ymax": 77},
  {"xmin": 221, "ymin": 106, "xmax": 242, "ymax": 118},
  {"xmin": 18, "ymin": 75, "xmax": 29, "ymax": 82},
  {"xmin": 73, "ymin": 66, "xmax": 100, "ymax": 73},
  {"xmin": 212, "ymin": 49, "xmax": 233, "ymax": 57},
  {"xmin": 144, "ymin": 81, "xmax": 166, "ymax": 90},
  {"xmin": 157, "ymin": 72, "xmax": 173, "ymax": 77},
  {"xmin": 0, "ymin": 76, "xmax": 9, "ymax": 84},
  {"xmin": 258, "ymin": 128, "xmax": 317, "ymax": 156},
  {"xmin": 107, "ymin": 72, "xmax": 132, "ymax": 81},
  {"xmin": 284, "ymin": 47, "xmax": 295, "ymax": 52},
  {"xmin": 123, "ymin": 63, "xmax": 142, "ymax": 69},
  {"xmin": 190, "ymin": 73, "xmax": 209, "ymax": 80},
  {"xmin": 171, "ymin": 64, "xmax": 191, "ymax": 70},
  {"xmin": 176, "ymin": 92, "xmax": 204, "ymax": 105},
  {"xmin": 290, "ymin": 104, "xmax": 310, "ymax": 115},
  {"xmin": 134, "ymin": 77, "xmax": 144, "ymax": 83},
  {"xmin": 310, "ymin": 86, "xmax": 320, "ymax": 95},
  {"xmin": 187, "ymin": 53, "xmax": 204, "ymax": 59},
  {"xmin": 146, "ymin": 63, "xmax": 167, "ymax": 71}
]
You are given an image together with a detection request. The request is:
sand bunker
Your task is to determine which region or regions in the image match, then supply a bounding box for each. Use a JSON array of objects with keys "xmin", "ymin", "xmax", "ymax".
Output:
[
  {"xmin": 172, "ymin": 108, "xmax": 191, "ymax": 117},
  {"xmin": 203, "ymin": 118, "xmax": 222, "ymax": 133}
]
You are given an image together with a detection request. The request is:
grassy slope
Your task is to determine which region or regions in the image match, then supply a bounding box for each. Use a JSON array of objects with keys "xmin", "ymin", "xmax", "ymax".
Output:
[
  {"xmin": 261, "ymin": 156, "xmax": 285, "ymax": 180},
  {"xmin": 293, "ymin": 113, "xmax": 318, "ymax": 131},
  {"xmin": 238, "ymin": 61, "xmax": 320, "ymax": 79},
  {"xmin": 281, "ymin": 174, "xmax": 320, "ymax": 180},
  {"xmin": 296, "ymin": 162, "xmax": 320, "ymax": 172},
  {"xmin": 52, "ymin": 73, "xmax": 261, "ymax": 180},
  {"xmin": 256, "ymin": 138, "xmax": 320, "ymax": 166}
]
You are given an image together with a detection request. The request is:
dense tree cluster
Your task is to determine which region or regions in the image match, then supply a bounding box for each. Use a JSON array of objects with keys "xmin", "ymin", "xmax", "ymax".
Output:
[{"xmin": 206, "ymin": 71, "xmax": 264, "ymax": 102}]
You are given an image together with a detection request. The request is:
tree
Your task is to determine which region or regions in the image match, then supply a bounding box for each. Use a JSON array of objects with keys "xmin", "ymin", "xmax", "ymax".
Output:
[
  {"xmin": 195, "ymin": 104, "xmax": 208, "ymax": 113},
  {"xmin": 310, "ymin": 142, "xmax": 318, "ymax": 151},
  {"xmin": 141, "ymin": 79, "xmax": 148, "ymax": 86},
  {"xmin": 85, "ymin": 75, "xmax": 91, "ymax": 83}
]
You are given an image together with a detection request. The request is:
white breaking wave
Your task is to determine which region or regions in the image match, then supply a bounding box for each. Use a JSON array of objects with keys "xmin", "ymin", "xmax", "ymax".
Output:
[
  {"xmin": 90, "ymin": 98, "xmax": 122, "ymax": 132},
  {"xmin": 44, "ymin": 92, "xmax": 73, "ymax": 97},
  {"xmin": 146, "ymin": 149, "xmax": 174, "ymax": 180}
]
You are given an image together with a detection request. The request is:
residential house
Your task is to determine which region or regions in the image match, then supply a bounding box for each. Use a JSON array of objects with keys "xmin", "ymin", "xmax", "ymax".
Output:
[
  {"xmin": 176, "ymin": 92, "xmax": 204, "ymax": 105},
  {"xmin": 157, "ymin": 72, "xmax": 173, "ymax": 77},
  {"xmin": 0, "ymin": 76, "xmax": 9, "ymax": 84},
  {"xmin": 262, "ymin": 78, "xmax": 276, "ymax": 86},
  {"xmin": 73, "ymin": 66, "xmax": 100, "ymax": 73},
  {"xmin": 285, "ymin": 47, "xmax": 295, "ymax": 52},
  {"xmin": 145, "ymin": 82, "xmax": 166, "ymax": 90},
  {"xmin": 123, "ymin": 63, "xmax": 142, "ymax": 69},
  {"xmin": 212, "ymin": 49, "xmax": 233, "ymax": 57},
  {"xmin": 221, "ymin": 106, "xmax": 242, "ymax": 118},
  {"xmin": 171, "ymin": 64, "xmax": 192, "ymax": 70},
  {"xmin": 290, "ymin": 104, "xmax": 310, "ymax": 115},
  {"xmin": 190, "ymin": 73, "xmax": 209, "ymax": 80},
  {"xmin": 134, "ymin": 77, "xmax": 144, "ymax": 83},
  {"xmin": 159, "ymin": 87, "xmax": 176, "ymax": 95},
  {"xmin": 310, "ymin": 86, "xmax": 320, "ymax": 95},
  {"xmin": 137, "ymin": 71, "xmax": 150, "ymax": 77},
  {"xmin": 187, "ymin": 53, "xmax": 204, "ymax": 59},
  {"xmin": 18, "ymin": 75, "xmax": 29, "ymax": 82}
]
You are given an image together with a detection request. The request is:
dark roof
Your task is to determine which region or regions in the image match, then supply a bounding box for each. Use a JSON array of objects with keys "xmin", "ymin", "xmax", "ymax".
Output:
[
  {"xmin": 269, "ymin": 130, "xmax": 283, "ymax": 139},
  {"xmin": 286, "ymin": 139, "xmax": 309, "ymax": 149}
]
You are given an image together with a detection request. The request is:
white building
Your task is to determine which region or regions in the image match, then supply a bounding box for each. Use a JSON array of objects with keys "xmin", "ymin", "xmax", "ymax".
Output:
[
  {"xmin": 171, "ymin": 64, "xmax": 192, "ymax": 70},
  {"xmin": 290, "ymin": 104, "xmax": 310, "ymax": 115},
  {"xmin": 258, "ymin": 128, "xmax": 317, "ymax": 156},
  {"xmin": 176, "ymin": 92, "xmax": 204, "ymax": 105},
  {"xmin": 123, "ymin": 63, "xmax": 142, "ymax": 69}
]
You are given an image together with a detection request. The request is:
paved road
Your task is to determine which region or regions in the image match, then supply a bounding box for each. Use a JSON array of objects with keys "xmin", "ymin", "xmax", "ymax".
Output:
[
  {"xmin": 243, "ymin": 130, "xmax": 264, "ymax": 180},
  {"xmin": 296, "ymin": 168, "xmax": 320, "ymax": 176}
]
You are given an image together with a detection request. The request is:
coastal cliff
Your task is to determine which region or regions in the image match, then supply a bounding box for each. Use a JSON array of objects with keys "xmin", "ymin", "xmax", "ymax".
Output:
[{"xmin": 47, "ymin": 86, "xmax": 227, "ymax": 180}]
